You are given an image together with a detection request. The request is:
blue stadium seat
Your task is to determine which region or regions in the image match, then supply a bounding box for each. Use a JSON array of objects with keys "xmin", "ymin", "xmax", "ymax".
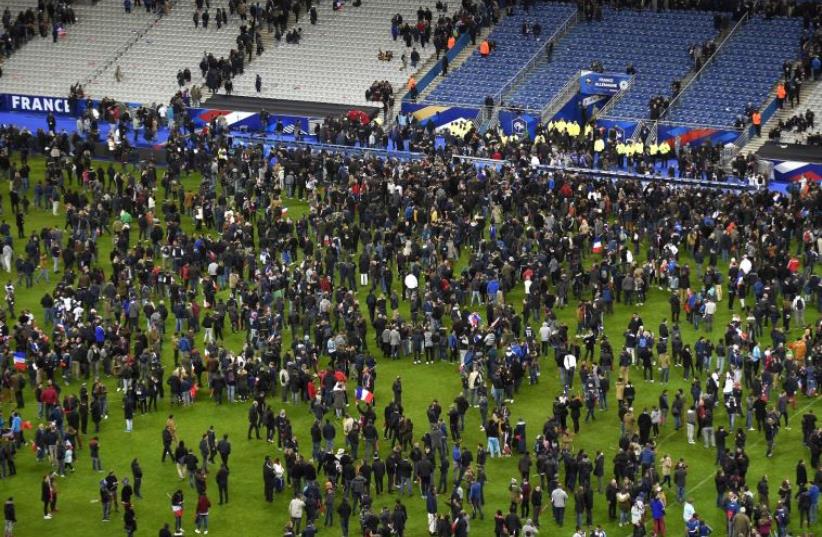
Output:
[
  {"xmin": 507, "ymin": 8, "xmax": 716, "ymax": 114},
  {"xmin": 666, "ymin": 15, "xmax": 801, "ymax": 126},
  {"xmin": 426, "ymin": 2, "xmax": 577, "ymax": 105}
]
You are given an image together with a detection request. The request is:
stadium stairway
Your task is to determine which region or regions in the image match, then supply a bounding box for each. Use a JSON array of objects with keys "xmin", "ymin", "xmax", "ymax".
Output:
[
  {"xmin": 0, "ymin": 0, "xmax": 159, "ymax": 98},
  {"xmin": 505, "ymin": 8, "xmax": 716, "ymax": 118},
  {"xmin": 425, "ymin": 2, "xmax": 578, "ymax": 106},
  {"xmin": 664, "ymin": 14, "xmax": 802, "ymax": 128},
  {"xmin": 412, "ymin": 22, "xmax": 499, "ymax": 103},
  {"xmin": 740, "ymin": 77, "xmax": 822, "ymax": 153},
  {"xmin": 83, "ymin": 0, "xmax": 249, "ymax": 105},
  {"xmin": 222, "ymin": 0, "xmax": 454, "ymax": 107}
]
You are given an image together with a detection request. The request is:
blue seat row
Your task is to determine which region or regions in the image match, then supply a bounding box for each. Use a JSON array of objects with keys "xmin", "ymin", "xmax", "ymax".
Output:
[
  {"xmin": 426, "ymin": 2, "xmax": 577, "ymax": 105},
  {"xmin": 666, "ymin": 15, "xmax": 801, "ymax": 126},
  {"xmin": 507, "ymin": 7, "xmax": 716, "ymax": 113}
]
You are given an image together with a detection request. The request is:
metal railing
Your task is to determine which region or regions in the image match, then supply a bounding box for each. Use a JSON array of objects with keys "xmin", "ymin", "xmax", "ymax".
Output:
[
  {"xmin": 628, "ymin": 120, "xmax": 645, "ymax": 142},
  {"xmin": 83, "ymin": 0, "xmax": 177, "ymax": 88},
  {"xmin": 592, "ymin": 74, "xmax": 635, "ymax": 120},
  {"xmin": 662, "ymin": 10, "xmax": 750, "ymax": 120},
  {"xmin": 226, "ymin": 130, "xmax": 758, "ymax": 191},
  {"xmin": 539, "ymin": 70, "xmax": 580, "ymax": 122},
  {"xmin": 493, "ymin": 10, "xmax": 578, "ymax": 104},
  {"xmin": 231, "ymin": 133, "xmax": 426, "ymax": 160},
  {"xmin": 452, "ymin": 154, "xmax": 758, "ymax": 191},
  {"xmin": 647, "ymin": 121, "xmax": 658, "ymax": 144},
  {"xmin": 653, "ymin": 119, "xmax": 745, "ymax": 132}
]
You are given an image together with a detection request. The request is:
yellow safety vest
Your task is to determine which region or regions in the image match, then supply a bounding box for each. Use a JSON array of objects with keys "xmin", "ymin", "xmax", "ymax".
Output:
[{"xmin": 594, "ymin": 139, "xmax": 605, "ymax": 153}]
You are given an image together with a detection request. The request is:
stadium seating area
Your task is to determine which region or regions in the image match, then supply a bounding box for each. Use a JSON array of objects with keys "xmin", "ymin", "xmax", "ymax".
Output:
[
  {"xmin": 228, "ymin": 0, "xmax": 450, "ymax": 106},
  {"xmin": 506, "ymin": 9, "xmax": 716, "ymax": 116},
  {"xmin": 0, "ymin": 0, "xmax": 157, "ymax": 98},
  {"xmin": 425, "ymin": 2, "xmax": 576, "ymax": 106},
  {"xmin": 0, "ymin": 0, "xmax": 813, "ymax": 137},
  {"xmin": 666, "ymin": 15, "xmax": 801, "ymax": 126},
  {"xmin": 83, "ymin": 0, "xmax": 241, "ymax": 104}
]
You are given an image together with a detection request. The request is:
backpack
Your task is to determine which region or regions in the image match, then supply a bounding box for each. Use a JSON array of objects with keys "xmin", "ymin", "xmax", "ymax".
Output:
[{"xmin": 795, "ymin": 297, "xmax": 804, "ymax": 311}]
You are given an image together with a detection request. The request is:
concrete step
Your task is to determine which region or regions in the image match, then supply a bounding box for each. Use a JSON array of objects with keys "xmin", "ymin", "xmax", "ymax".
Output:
[{"xmin": 740, "ymin": 77, "xmax": 822, "ymax": 154}]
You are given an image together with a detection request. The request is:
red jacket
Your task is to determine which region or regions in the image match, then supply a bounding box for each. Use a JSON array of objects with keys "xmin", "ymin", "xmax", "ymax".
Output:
[
  {"xmin": 196, "ymin": 495, "xmax": 211, "ymax": 515},
  {"xmin": 41, "ymin": 386, "xmax": 58, "ymax": 405}
]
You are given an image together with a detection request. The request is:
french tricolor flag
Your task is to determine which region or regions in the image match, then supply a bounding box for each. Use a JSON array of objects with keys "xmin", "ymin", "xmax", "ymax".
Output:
[
  {"xmin": 13, "ymin": 351, "xmax": 26, "ymax": 371},
  {"xmin": 592, "ymin": 239, "xmax": 603, "ymax": 254},
  {"xmin": 355, "ymin": 387, "xmax": 374, "ymax": 404}
]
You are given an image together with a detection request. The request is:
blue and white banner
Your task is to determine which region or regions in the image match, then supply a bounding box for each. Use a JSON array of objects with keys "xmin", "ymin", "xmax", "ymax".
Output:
[
  {"xmin": 1, "ymin": 94, "xmax": 74, "ymax": 115},
  {"xmin": 499, "ymin": 110, "xmax": 538, "ymax": 139},
  {"xmin": 771, "ymin": 161, "xmax": 822, "ymax": 183},
  {"xmin": 579, "ymin": 71, "xmax": 631, "ymax": 96}
]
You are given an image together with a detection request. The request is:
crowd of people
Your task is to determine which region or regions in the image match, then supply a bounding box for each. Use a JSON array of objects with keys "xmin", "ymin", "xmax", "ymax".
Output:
[
  {"xmin": 364, "ymin": 82, "xmax": 394, "ymax": 105},
  {"xmin": 0, "ymin": 90, "xmax": 819, "ymax": 537},
  {"xmin": 0, "ymin": 2, "xmax": 820, "ymax": 537},
  {"xmin": 768, "ymin": 108, "xmax": 816, "ymax": 143},
  {"xmin": 1, "ymin": 0, "xmax": 76, "ymax": 56}
]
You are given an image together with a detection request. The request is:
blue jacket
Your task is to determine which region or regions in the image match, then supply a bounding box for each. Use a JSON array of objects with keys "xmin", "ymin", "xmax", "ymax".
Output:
[
  {"xmin": 469, "ymin": 481, "xmax": 482, "ymax": 502},
  {"xmin": 651, "ymin": 498, "xmax": 665, "ymax": 520},
  {"xmin": 426, "ymin": 491, "xmax": 437, "ymax": 514}
]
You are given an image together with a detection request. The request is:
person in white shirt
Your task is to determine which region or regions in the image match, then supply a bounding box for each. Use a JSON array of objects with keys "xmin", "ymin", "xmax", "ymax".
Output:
[
  {"xmin": 551, "ymin": 485, "xmax": 568, "ymax": 527},
  {"xmin": 703, "ymin": 299, "xmax": 716, "ymax": 332},
  {"xmin": 682, "ymin": 498, "xmax": 695, "ymax": 524},
  {"xmin": 288, "ymin": 495, "xmax": 306, "ymax": 533},
  {"xmin": 630, "ymin": 499, "xmax": 645, "ymax": 527},
  {"xmin": 563, "ymin": 353, "xmax": 577, "ymax": 389},
  {"xmin": 539, "ymin": 322, "xmax": 552, "ymax": 357},
  {"xmin": 791, "ymin": 295, "xmax": 806, "ymax": 327}
]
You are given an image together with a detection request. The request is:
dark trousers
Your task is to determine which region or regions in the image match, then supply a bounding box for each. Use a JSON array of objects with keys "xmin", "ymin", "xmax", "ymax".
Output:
[{"xmin": 553, "ymin": 506, "xmax": 565, "ymax": 526}]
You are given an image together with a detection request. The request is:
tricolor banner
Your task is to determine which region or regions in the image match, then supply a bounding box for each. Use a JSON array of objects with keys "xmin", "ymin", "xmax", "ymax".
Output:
[
  {"xmin": 355, "ymin": 387, "xmax": 374, "ymax": 404},
  {"xmin": 13, "ymin": 351, "xmax": 26, "ymax": 371}
]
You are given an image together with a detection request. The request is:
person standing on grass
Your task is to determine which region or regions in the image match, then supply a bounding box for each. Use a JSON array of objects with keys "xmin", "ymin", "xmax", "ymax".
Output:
[
  {"xmin": 651, "ymin": 491, "xmax": 666, "ymax": 537},
  {"xmin": 124, "ymin": 394, "xmax": 135, "ymax": 433},
  {"xmin": 216, "ymin": 464, "xmax": 229, "ymax": 505},
  {"xmin": 288, "ymin": 494, "xmax": 306, "ymax": 533},
  {"xmin": 195, "ymin": 493, "xmax": 211, "ymax": 534},
  {"xmin": 90, "ymin": 436, "xmax": 102, "ymax": 472},
  {"xmin": 337, "ymin": 496, "xmax": 352, "ymax": 537},
  {"xmin": 131, "ymin": 458, "xmax": 143, "ymax": 499},
  {"xmin": 41, "ymin": 474, "xmax": 55, "ymax": 520},
  {"xmin": 551, "ymin": 484, "xmax": 568, "ymax": 527},
  {"xmin": 217, "ymin": 434, "xmax": 231, "ymax": 469},
  {"xmin": 4, "ymin": 497, "xmax": 15, "ymax": 537},
  {"xmin": 123, "ymin": 502, "xmax": 137, "ymax": 537},
  {"xmin": 100, "ymin": 478, "xmax": 112, "ymax": 521},
  {"xmin": 171, "ymin": 489, "xmax": 184, "ymax": 536}
]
